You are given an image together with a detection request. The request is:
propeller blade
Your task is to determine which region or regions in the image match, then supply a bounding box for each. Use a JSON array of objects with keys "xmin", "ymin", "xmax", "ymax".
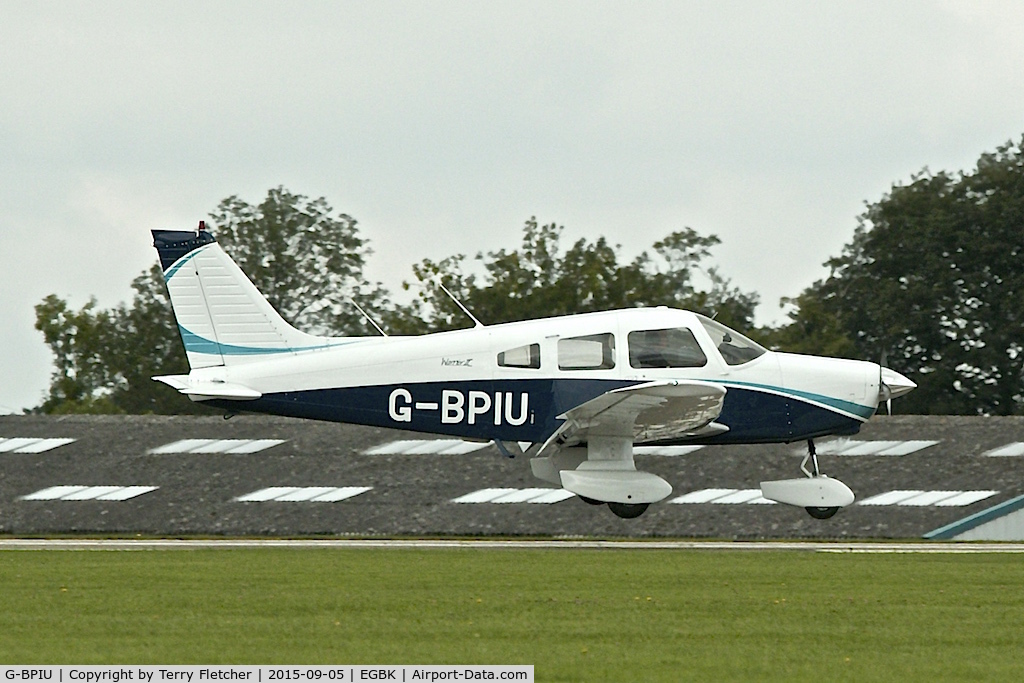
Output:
[{"xmin": 878, "ymin": 359, "xmax": 890, "ymax": 415}]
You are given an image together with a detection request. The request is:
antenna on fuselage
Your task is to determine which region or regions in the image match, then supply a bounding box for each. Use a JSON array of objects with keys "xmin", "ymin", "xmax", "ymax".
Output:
[
  {"xmin": 436, "ymin": 278, "xmax": 485, "ymax": 328},
  {"xmin": 348, "ymin": 298, "xmax": 388, "ymax": 337}
]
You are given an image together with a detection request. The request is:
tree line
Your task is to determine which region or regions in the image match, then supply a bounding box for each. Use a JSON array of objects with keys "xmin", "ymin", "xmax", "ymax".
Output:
[{"xmin": 34, "ymin": 138, "xmax": 1024, "ymax": 415}]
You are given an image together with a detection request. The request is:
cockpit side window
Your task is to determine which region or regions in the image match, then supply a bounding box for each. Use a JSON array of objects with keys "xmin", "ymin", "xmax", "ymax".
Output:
[
  {"xmin": 558, "ymin": 333, "xmax": 615, "ymax": 370},
  {"xmin": 497, "ymin": 343, "xmax": 541, "ymax": 369},
  {"xmin": 628, "ymin": 328, "xmax": 707, "ymax": 368},
  {"xmin": 698, "ymin": 316, "xmax": 767, "ymax": 366}
]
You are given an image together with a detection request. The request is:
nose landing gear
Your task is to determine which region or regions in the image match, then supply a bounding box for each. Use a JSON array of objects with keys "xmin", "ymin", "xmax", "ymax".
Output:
[
  {"xmin": 800, "ymin": 440, "xmax": 838, "ymax": 519},
  {"xmin": 760, "ymin": 439, "xmax": 855, "ymax": 518}
]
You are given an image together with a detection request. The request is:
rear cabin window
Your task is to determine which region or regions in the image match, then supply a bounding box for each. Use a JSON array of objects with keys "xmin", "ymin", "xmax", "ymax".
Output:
[
  {"xmin": 497, "ymin": 343, "xmax": 541, "ymax": 369},
  {"xmin": 628, "ymin": 328, "xmax": 708, "ymax": 368},
  {"xmin": 558, "ymin": 333, "xmax": 616, "ymax": 370}
]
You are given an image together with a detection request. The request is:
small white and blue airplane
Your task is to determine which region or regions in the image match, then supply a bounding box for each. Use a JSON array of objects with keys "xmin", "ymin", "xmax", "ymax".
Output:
[{"xmin": 152, "ymin": 223, "xmax": 916, "ymax": 519}]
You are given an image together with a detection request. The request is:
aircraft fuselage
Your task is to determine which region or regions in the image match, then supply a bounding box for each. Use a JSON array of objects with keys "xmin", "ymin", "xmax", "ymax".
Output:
[{"xmin": 197, "ymin": 307, "xmax": 880, "ymax": 445}]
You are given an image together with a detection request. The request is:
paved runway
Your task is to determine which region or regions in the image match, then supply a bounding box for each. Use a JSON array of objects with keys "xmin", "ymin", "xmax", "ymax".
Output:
[{"xmin": 3, "ymin": 538, "xmax": 1024, "ymax": 552}]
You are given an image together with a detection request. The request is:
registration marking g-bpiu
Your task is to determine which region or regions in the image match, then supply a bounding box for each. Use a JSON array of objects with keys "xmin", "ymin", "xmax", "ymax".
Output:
[{"xmin": 388, "ymin": 388, "xmax": 531, "ymax": 426}]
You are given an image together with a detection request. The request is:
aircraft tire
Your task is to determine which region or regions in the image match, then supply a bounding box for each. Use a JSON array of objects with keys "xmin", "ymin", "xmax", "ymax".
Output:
[
  {"xmin": 608, "ymin": 502, "xmax": 649, "ymax": 519},
  {"xmin": 805, "ymin": 506, "xmax": 840, "ymax": 519},
  {"xmin": 579, "ymin": 496, "xmax": 604, "ymax": 506}
]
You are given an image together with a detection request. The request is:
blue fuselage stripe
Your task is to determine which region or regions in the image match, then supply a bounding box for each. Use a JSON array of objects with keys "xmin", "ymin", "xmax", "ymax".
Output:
[{"xmin": 209, "ymin": 379, "xmax": 865, "ymax": 445}]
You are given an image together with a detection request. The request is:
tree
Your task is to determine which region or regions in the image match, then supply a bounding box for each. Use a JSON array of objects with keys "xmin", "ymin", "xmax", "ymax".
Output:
[
  {"xmin": 756, "ymin": 291, "xmax": 858, "ymax": 358},
  {"xmin": 209, "ymin": 187, "xmax": 388, "ymax": 336},
  {"xmin": 34, "ymin": 295, "xmax": 123, "ymax": 414},
  {"xmin": 33, "ymin": 265, "xmax": 201, "ymax": 414},
  {"xmin": 389, "ymin": 217, "xmax": 759, "ymax": 334},
  {"xmin": 34, "ymin": 187, "xmax": 387, "ymax": 414},
  {"xmin": 778, "ymin": 138, "xmax": 1024, "ymax": 415}
]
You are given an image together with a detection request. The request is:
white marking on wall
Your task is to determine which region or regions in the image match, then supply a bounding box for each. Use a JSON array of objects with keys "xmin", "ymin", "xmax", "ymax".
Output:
[
  {"xmin": 234, "ymin": 486, "xmax": 372, "ymax": 502},
  {"xmin": 98, "ymin": 486, "xmax": 161, "ymax": 501},
  {"xmin": 897, "ymin": 491, "xmax": 968, "ymax": 507},
  {"xmin": 363, "ymin": 439, "xmax": 490, "ymax": 455},
  {"xmin": 20, "ymin": 485, "xmax": 158, "ymax": 501},
  {"xmin": 669, "ymin": 488, "xmax": 775, "ymax": 505},
  {"xmin": 63, "ymin": 486, "xmax": 126, "ymax": 500},
  {"xmin": 260, "ymin": 487, "xmax": 334, "ymax": 502},
  {"xmin": 307, "ymin": 487, "xmax": 374, "ymax": 502},
  {"xmin": 451, "ymin": 488, "xmax": 517, "ymax": 503},
  {"xmin": 149, "ymin": 438, "xmax": 211, "ymax": 453},
  {"xmin": 713, "ymin": 489, "xmax": 772, "ymax": 504},
  {"xmin": 858, "ymin": 490, "xmax": 999, "ymax": 507},
  {"xmin": 934, "ymin": 491, "xmax": 1000, "ymax": 507},
  {"xmin": 149, "ymin": 438, "xmax": 285, "ymax": 454},
  {"xmin": 0, "ymin": 437, "xmax": 77, "ymax": 453},
  {"xmin": 813, "ymin": 439, "xmax": 940, "ymax": 456},
  {"xmin": 671, "ymin": 487, "xmax": 998, "ymax": 508},
  {"xmin": 224, "ymin": 439, "xmax": 288, "ymax": 454},
  {"xmin": 670, "ymin": 488, "xmax": 737, "ymax": 504},
  {"xmin": 20, "ymin": 486, "xmax": 88, "ymax": 500},
  {"xmin": 528, "ymin": 489, "xmax": 578, "ymax": 503},
  {"xmin": 858, "ymin": 490, "xmax": 927, "ymax": 506},
  {"xmin": 234, "ymin": 486, "xmax": 299, "ymax": 502},
  {"xmin": 877, "ymin": 441, "xmax": 942, "ymax": 456},
  {"xmin": 452, "ymin": 488, "xmax": 576, "ymax": 504},
  {"xmin": 634, "ymin": 445, "xmax": 705, "ymax": 456},
  {"xmin": 984, "ymin": 442, "xmax": 1024, "ymax": 457}
]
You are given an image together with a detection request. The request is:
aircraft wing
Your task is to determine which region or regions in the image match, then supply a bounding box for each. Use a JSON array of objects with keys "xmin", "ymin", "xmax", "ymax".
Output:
[{"xmin": 552, "ymin": 379, "xmax": 727, "ymax": 446}]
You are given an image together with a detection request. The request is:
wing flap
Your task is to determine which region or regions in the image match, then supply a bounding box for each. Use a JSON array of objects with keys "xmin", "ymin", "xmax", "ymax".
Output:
[{"xmin": 556, "ymin": 380, "xmax": 726, "ymax": 444}]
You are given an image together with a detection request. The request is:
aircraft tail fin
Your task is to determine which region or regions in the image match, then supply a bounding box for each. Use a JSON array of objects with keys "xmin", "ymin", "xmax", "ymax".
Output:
[{"xmin": 152, "ymin": 222, "xmax": 335, "ymax": 369}]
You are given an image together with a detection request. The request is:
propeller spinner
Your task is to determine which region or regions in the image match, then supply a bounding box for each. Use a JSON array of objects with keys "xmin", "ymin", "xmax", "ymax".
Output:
[{"xmin": 879, "ymin": 366, "xmax": 916, "ymax": 414}]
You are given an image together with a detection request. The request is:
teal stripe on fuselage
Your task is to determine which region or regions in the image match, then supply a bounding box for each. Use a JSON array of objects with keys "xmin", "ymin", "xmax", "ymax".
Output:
[
  {"xmin": 721, "ymin": 379, "xmax": 876, "ymax": 420},
  {"xmin": 179, "ymin": 326, "xmax": 352, "ymax": 356}
]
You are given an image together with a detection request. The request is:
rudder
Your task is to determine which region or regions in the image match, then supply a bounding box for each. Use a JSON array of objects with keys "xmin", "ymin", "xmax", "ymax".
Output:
[{"xmin": 153, "ymin": 222, "xmax": 333, "ymax": 369}]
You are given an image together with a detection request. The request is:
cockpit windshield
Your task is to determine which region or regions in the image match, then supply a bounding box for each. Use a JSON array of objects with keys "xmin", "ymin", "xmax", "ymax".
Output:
[{"xmin": 697, "ymin": 315, "xmax": 767, "ymax": 366}]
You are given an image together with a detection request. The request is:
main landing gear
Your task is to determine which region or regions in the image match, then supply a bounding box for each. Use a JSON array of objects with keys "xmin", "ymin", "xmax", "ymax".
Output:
[
  {"xmin": 759, "ymin": 439, "xmax": 856, "ymax": 519},
  {"xmin": 607, "ymin": 502, "xmax": 649, "ymax": 519},
  {"xmin": 579, "ymin": 495, "xmax": 650, "ymax": 518}
]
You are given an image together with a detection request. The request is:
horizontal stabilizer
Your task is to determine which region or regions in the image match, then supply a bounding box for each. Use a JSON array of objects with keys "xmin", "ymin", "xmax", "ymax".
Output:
[{"xmin": 153, "ymin": 375, "xmax": 262, "ymax": 401}]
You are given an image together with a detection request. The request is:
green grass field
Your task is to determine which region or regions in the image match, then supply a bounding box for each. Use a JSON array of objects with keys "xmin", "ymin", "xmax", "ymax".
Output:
[{"xmin": 1, "ymin": 547, "xmax": 1023, "ymax": 681}]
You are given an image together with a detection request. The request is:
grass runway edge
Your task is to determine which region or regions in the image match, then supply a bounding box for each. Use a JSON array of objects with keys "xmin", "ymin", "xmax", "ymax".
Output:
[{"xmin": 1, "ymin": 546, "xmax": 1022, "ymax": 681}]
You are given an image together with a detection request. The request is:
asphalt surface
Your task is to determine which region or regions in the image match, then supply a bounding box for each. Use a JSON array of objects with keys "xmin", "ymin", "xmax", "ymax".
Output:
[{"xmin": 1, "ymin": 414, "xmax": 1023, "ymax": 539}]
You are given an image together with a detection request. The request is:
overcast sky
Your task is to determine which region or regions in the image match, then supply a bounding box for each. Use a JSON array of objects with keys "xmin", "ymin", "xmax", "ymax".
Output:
[{"xmin": 3, "ymin": 0, "xmax": 1024, "ymax": 414}]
